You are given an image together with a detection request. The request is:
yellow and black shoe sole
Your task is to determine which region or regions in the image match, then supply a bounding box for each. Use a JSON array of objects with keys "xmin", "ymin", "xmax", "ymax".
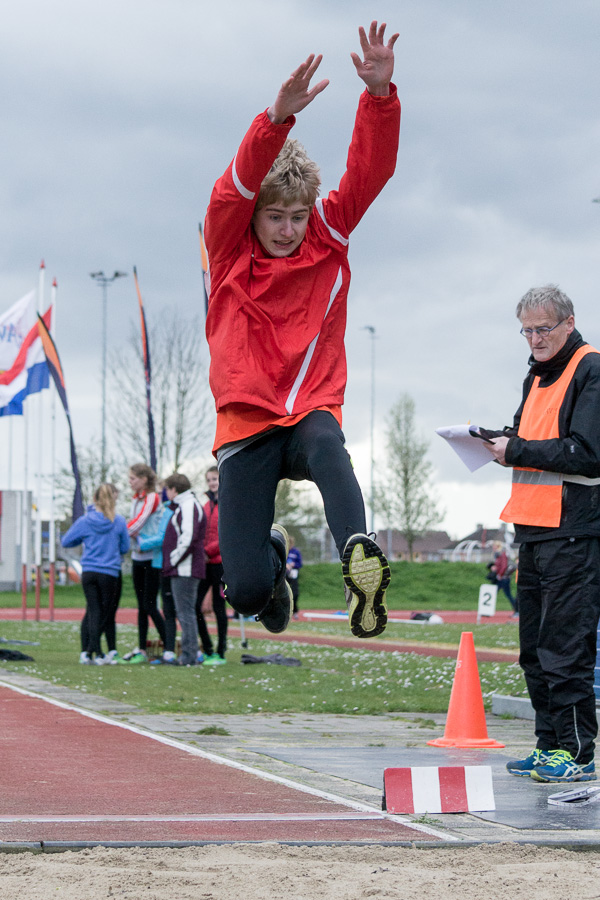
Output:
[{"xmin": 342, "ymin": 534, "xmax": 390, "ymax": 638}]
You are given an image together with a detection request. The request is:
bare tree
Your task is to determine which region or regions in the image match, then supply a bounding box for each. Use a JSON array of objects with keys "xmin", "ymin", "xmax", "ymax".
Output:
[
  {"xmin": 55, "ymin": 444, "xmax": 130, "ymax": 527},
  {"xmin": 376, "ymin": 393, "xmax": 443, "ymax": 560},
  {"xmin": 108, "ymin": 310, "xmax": 215, "ymax": 474}
]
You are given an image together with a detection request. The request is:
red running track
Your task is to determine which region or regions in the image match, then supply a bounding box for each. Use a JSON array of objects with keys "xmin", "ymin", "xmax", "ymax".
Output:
[{"xmin": 0, "ymin": 685, "xmax": 435, "ymax": 845}]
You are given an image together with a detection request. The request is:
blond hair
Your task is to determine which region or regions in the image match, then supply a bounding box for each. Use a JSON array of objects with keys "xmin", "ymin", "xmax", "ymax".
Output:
[
  {"xmin": 256, "ymin": 138, "xmax": 321, "ymax": 211},
  {"xmin": 94, "ymin": 483, "xmax": 116, "ymax": 522}
]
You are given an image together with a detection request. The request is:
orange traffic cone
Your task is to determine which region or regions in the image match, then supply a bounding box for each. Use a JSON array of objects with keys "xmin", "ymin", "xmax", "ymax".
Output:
[{"xmin": 428, "ymin": 631, "xmax": 505, "ymax": 748}]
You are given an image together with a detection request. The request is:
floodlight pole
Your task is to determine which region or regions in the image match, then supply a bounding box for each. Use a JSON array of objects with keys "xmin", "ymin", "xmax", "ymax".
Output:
[
  {"xmin": 90, "ymin": 270, "xmax": 128, "ymax": 479},
  {"xmin": 363, "ymin": 325, "xmax": 376, "ymax": 534}
]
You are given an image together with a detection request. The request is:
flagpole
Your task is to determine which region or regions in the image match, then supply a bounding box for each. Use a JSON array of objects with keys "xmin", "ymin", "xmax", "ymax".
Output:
[
  {"xmin": 8, "ymin": 416, "xmax": 13, "ymax": 489},
  {"xmin": 34, "ymin": 259, "xmax": 45, "ymax": 621},
  {"xmin": 21, "ymin": 401, "xmax": 29, "ymax": 618},
  {"xmin": 48, "ymin": 277, "xmax": 58, "ymax": 621}
]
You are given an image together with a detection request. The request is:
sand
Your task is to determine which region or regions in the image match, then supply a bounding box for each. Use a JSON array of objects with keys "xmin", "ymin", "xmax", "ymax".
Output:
[{"xmin": 2, "ymin": 843, "xmax": 600, "ymax": 899}]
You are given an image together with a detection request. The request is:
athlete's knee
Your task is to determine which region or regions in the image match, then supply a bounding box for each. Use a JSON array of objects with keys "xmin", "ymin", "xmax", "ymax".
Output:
[
  {"xmin": 308, "ymin": 426, "xmax": 348, "ymax": 469},
  {"xmin": 224, "ymin": 573, "xmax": 272, "ymax": 618}
]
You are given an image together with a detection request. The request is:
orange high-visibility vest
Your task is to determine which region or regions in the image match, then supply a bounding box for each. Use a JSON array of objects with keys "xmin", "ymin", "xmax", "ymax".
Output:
[{"xmin": 500, "ymin": 344, "xmax": 599, "ymax": 528}]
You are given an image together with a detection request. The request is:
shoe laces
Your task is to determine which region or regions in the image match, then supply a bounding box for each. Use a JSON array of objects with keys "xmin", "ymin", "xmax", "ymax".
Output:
[{"xmin": 544, "ymin": 749, "xmax": 575, "ymax": 767}]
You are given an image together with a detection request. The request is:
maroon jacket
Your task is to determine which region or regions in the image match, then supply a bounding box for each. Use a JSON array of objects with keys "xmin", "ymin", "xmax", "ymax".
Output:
[{"xmin": 162, "ymin": 490, "xmax": 206, "ymax": 579}]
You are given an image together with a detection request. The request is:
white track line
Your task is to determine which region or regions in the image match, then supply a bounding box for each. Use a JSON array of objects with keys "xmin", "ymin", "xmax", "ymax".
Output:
[
  {"xmin": 0, "ymin": 814, "xmax": 383, "ymax": 823},
  {"xmin": 0, "ymin": 679, "xmax": 454, "ymax": 842}
]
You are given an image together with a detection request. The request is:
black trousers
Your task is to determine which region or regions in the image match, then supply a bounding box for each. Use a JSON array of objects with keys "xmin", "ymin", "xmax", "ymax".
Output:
[
  {"xmin": 197, "ymin": 562, "xmax": 228, "ymax": 658},
  {"xmin": 132, "ymin": 560, "xmax": 166, "ymax": 648},
  {"xmin": 218, "ymin": 410, "xmax": 366, "ymax": 617},
  {"xmin": 518, "ymin": 536, "xmax": 600, "ymax": 763},
  {"xmin": 80, "ymin": 571, "xmax": 119, "ymax": 656},
  {"xmin": 102, "ymin": 570, "xmax": 122, "ymax": 652},
  {"xmin": 160, "ymin": 575, "xmax": 176, "ymax": 653}
]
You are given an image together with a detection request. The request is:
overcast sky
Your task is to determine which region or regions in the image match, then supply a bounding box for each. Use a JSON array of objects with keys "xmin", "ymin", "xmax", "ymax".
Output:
[{"xmin": 1, "ymin": 0, "xmax": 598, "ymax": 538}]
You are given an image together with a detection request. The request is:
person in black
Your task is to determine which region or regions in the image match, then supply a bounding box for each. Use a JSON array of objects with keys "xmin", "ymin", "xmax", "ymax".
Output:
[{"xmin": 485, "ymin": 284, "xmax": 600, "ymax": 784}]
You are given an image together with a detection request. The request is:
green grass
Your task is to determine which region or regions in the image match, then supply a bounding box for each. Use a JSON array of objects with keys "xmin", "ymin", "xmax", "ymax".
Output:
[
  {"xmin": 299, "ymin": 560, "xmax": 500, "ymax": 611},
  {"xmin": 5, "ymin": 561, "xmax": 510, "ymax": 612},
  {"xmin": 0, "ymin": 619, "xmax": 527, "ymax": 716}
]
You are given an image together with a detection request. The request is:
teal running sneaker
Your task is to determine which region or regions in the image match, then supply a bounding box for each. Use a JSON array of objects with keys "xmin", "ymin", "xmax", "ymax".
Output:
[
  {"xmin": 506, "ymin": 749, "xmax": 555, "ymax": 776},
  {"xmin": 530, "ymin": 749, "xmax": 597, "ymax": 783}
]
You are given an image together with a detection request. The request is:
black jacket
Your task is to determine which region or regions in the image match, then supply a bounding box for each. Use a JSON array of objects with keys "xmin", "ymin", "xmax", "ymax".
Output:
[{"xmin": 505, "ymin": 330, "xmax": 600, "ymax": 543}]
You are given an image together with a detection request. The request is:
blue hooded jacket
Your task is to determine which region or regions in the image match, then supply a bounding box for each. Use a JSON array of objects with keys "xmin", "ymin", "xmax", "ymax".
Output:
[
  {"xmin": 61, "ymin": 507, "xmax": 130, "ymax": 576},
  {"xmin": 137, "ymin": 503, "xmax": 174, "ymax": 569}
]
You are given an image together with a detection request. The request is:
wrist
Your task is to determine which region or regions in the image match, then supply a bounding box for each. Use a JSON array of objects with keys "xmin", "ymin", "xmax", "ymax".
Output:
[
  {"xmin": 267, "ymin": 106, "xmax": 283, "ymax": 124},
  {"xmin": 366, "ymin": 83, "xmax": 390, "ymax": 97}
]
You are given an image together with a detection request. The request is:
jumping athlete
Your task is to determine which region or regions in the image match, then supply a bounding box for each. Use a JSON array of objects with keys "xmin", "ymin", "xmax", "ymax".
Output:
[{"xmin": 204, "ymin": 22, "xmax": 401, "ymax": 637}]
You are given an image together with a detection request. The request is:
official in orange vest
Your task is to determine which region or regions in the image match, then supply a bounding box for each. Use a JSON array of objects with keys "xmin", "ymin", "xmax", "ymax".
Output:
[{"xmin": 485, "ymin": 284, "xmax": 600, "ymax": 784}]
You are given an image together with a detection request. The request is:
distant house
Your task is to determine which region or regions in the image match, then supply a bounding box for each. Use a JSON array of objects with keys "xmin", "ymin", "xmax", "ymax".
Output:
[
  {"xmin": 441, "ymin": 523, "xmax": 516, "ymax": 563},
  {"xmin": 377, "ymin": 529, "xmax": 452, "ymax": 562}
]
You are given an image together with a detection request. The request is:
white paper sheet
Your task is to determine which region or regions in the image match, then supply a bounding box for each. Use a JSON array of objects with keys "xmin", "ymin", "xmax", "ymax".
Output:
[{"xmin": 436, "ymin": 424, "xmax": 496, "ymax": 472}]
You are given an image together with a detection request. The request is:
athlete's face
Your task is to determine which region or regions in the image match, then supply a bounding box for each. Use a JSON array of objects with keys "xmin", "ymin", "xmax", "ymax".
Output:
[
  {"xmin": 520, "ymin": 307, "xmax": 574, "ymax": 363},
  {"xmin": 252, "ymin": 202, "xmax": 310, "ymax": 257}
]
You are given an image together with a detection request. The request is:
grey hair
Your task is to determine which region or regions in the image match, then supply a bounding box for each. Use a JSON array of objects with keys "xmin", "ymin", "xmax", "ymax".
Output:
[
  {"xmin": 516, "ymin": 284, "xmax": 574, "ymax": 321},
  {"xmin": 256, "ymin": 138, "xmax": 321, "ymax": 211}
]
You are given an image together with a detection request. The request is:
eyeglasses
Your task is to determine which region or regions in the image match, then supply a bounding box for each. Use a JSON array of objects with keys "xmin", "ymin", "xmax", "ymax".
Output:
[{"xmin": 520, "ymin": 319, "xmax": 566, "ymax": 339}]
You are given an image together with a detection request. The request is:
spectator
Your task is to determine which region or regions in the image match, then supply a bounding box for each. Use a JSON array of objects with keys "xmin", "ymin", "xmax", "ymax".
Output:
[
  {"xmin": 125, "ymin": 463, "xmax": 167, "ymax": 664},
  {"xmin": 61, "ymin": 484, "xmax": 129, "ymax": 665},
  {"xmin": 286, "ymin": 535, "xmax": 303, "ymax": 620},
  {"xmin": 196, "ymin": 466, "xmax": 228, "ymax": 665},
  {"xmin": 101, "ymin": 483, "xmax": 124, "ymax": 662},
  {"xmin": 137, "ymin": 488, "xmax": 178, "ymax": 665},
  {"xmin": 162, "ymin": 473, "xmax": 206, "ymax": 666}
]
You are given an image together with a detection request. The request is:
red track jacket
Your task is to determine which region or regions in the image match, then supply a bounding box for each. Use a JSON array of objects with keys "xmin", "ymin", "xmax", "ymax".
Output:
[{"xmin": 204, "ymin": 86, "xmax": 400, "ymax": 445}]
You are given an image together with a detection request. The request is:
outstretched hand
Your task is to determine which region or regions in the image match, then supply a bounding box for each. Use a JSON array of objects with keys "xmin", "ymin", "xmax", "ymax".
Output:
[
  {"xmin": 267, "ymin": 54, "xmax": 329, "ymax": 124},
  {"xmin": 351, "ymin": 21, "xmax": 398, "ymax": 96}
]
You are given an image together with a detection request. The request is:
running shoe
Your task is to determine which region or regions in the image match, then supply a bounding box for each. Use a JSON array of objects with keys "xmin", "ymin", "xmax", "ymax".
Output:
[
  {"xmin": 79, "ymin": 652, "xmax": 91, "ymax": 665},
  {"xmin": 204, "ymin": 654, "xmax": 226, "ymax": 666},
  {"xmin": 530, "ymin": 750, "xmax": 597, "ymax": 783},
  {"xmin": 255, "ymin": 524, "xmax": 293, "ymax": 634},
  {"xmin": 505, "ymin": 748, "xmax": 555, "ymax": 776},
  {"xmin": 127, "ymin": 651, "xmax": 147, "ymax": 665},
  {"xmin": 341, "ymin": 533, "xmax": 390, "ymax": 638}
]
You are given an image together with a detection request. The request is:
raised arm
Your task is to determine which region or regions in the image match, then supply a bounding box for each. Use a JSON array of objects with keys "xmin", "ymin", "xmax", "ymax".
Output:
[
  {"xmin": 350, "ymin": 20, "xmax": 398, "ymax": 96},
  {"xmin": 267, "ymin": 54, "xmax": 329, "ymax": 124}
]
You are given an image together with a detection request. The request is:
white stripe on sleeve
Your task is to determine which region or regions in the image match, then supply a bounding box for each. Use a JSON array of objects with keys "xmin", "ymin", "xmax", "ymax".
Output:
[
  {"xmin": 315, "ymin": 199, "xmax": 349, "ymax": 246},
  {"xmin": 232, "ymin": 157, "xmax": 256, "ymax": 200}
]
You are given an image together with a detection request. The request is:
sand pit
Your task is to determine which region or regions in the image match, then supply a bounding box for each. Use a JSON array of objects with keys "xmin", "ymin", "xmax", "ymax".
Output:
[{"xmin": 2, "ymin": 842, "xmax": 600, "ymax": 898}]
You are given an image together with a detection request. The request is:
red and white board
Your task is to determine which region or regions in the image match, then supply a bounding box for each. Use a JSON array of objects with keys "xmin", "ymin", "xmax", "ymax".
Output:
[{"xmin": 383, "ymin": 766, "xmax": 495, "ymax": 814}]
